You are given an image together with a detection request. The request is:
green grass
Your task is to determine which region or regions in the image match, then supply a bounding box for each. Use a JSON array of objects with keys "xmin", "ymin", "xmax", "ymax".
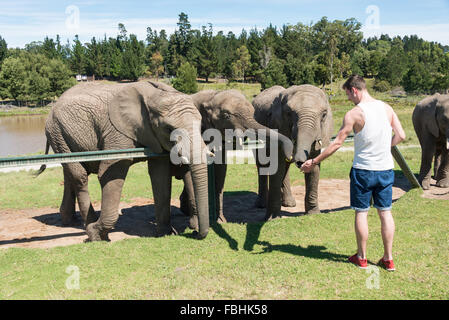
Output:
[{"xmin": 0, "ymin": 186, "xmax": 448, "ymax": 299}]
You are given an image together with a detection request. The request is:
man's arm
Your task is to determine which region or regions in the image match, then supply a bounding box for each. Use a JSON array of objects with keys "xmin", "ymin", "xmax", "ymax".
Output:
[
  {"xmin": 389, "ymin": 106, "xmax": 406, "ymax": 146},
  {"xmin": 300, "ymin": 110, "xmax": 355, "ymax": 173}
]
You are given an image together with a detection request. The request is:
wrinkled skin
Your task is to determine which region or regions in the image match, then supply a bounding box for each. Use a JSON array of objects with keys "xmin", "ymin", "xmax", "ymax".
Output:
[
  {"xmin": 42, "ymin": 81, "xmax": 209, "ymax": 242},
  {"xmin": 178, "ymin": 89, "xmax": 293, "ymax": 225},
  {"xmin": 253, "ymin": 85, "xmax": 333, "ymax": 219},
  {"xmin": 412, "ymin": 93, "xmax": 449, "ymax": 190}
]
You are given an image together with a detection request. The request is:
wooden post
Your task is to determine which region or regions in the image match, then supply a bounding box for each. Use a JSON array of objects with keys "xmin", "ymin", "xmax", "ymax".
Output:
[{"xmin": 391, "ymin": 146, "xmax": 422, "ymax": 189}]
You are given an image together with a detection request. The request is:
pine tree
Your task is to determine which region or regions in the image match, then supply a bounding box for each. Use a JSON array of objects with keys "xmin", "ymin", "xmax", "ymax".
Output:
[{"xmin": 172, "ymin": 62, "xmax": 198, "ymax": 93}]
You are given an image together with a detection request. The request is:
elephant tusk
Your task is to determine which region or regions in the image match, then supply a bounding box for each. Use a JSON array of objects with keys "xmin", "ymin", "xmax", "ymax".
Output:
[
  {"xmin": 180, "ymin": 156, "xmax": 190, "ymax": 164},
  {"xmin": 318, "ymin": 139, "xmax": 322, "ymax": 147},
  {"xmin": 206, "ymin": 150, "xmax": 215, "ymax": 158},
  {"xmin": 447, "ymin": 137, "xmax": 449, "ymax": 150}
]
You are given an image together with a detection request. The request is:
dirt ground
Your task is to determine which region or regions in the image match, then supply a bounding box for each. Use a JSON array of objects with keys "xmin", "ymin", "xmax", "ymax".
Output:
[{"xmin": 0, "ymin": 176, "xmax": 447, "ymax": 249}]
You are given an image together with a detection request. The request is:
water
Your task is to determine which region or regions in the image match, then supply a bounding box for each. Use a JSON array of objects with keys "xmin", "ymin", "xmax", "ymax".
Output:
[{"xmin": 0, "ymin": 115, "xmax": 48, "ymax": 157}]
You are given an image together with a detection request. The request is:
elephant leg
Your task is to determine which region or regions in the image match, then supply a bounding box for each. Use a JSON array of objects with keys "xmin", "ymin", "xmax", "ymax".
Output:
[
  {"xmin": 62, "ymin": 163, "xmax": 97, "ymax": 227},
  {"xmin": 433, "ymin": 144, "xmax": 442, "ymax": 180},
  {"xmin": 85, "ymin": 160, "xmax": 131, "ymax": 242},
  {"xmin": 266, "ymin": 153, "xmax": 287, "ymax": 221},
  {"xmin": 60, "ymin": 166, "xmax": 76, "ymax": 226},
  {"xmin": 180, "ymin": 171, "xmax": 199, "ymax": 230},
  {"xmin": 214, "ymin": 163, "xmax": 227, "ymax": 223},
  {"xmin": 255, "ymin": 149, "xmax": 268, "ymax": 208},
  {"xmin": 281, "ymin": 164, "xmax": 296, "ymax": 207},
  {"xmin": 148, "ymin": 157, "xmax": 175, "ymax": 237},
  {"xmin": 304, "ymin": 160, "xmax": 321, "ymax": 214},
  {"xmin": 436, "ymin": 146, "xmax": 449, "ymax": 188},
  {"xmin": 418, "ymin": 135, "xmax": 436, "ymax": 190}
]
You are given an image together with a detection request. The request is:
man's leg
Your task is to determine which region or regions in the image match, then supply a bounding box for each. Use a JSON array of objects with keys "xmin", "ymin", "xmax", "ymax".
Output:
[
  {"xmin": 355, "ymin": 210, "xmax": 369, "ymax": 259},
  {"xmin": 377, "ymin": 209, "xmax": 395, "ymax": 260}
]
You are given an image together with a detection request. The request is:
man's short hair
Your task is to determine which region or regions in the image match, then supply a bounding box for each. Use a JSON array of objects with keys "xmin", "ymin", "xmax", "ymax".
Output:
[{"xmin": 342, "ymin": 75, "xmax": 366, "ymax": 91}]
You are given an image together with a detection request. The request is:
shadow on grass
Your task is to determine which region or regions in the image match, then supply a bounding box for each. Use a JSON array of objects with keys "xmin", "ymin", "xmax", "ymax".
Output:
[{"xmin": 243, "ymin": 222, "xmax": 348, "ymax": 263}]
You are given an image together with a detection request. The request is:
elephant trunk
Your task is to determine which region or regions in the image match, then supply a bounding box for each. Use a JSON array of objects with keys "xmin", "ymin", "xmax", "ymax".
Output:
[
  {"xmin": 246, "ymin": 119, "xmax": 293, "ymax": 161},
  {"xmin": 184, "ymin": 120, "xmax": 209, "ymax": 239},
  {"xmin": 293, "ymin": 119, "xmax": 320, "ymax": 165},
  {"xmin": 189, "ymin": 161, "xmax": 209, "ymax": 239}
]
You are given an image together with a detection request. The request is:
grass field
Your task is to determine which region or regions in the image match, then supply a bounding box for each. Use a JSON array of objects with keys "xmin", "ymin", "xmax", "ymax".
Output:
[{"xmin": 1, "ymin": 81, "xmax": 448, "ymax": 300}]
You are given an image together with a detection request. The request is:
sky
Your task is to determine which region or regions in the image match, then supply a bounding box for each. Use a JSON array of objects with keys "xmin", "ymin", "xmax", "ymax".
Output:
[{"xmin": 1, "ymin": 0, "xmax": 449, "ymax": 48}]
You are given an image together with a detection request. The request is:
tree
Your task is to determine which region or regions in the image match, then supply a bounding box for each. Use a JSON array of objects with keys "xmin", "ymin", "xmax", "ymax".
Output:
[
  {"xmin": 402, "ymin": 60, "xmax": 433, "ymax": 93},
  {"xmin": 172, "ymin": 62, "xmax": 198, "ymax": 94},
  {"xmin": 193, "ymin": 24, "xmax": 217, "ymax": 82},
  {"xmin": 0, "ymin": 56, "xmax": 27, "ymax": 101},
  {"xmin": 260, "ymin": 56, "xmax": 288, "ymax": 89},
  {"xmin": 0, "ymin": 35, "xmax": 8, "ymax": 69},
  {"xmin": 232, "ymin": 45, "xmax": 251, "ymax": 82},
  {"xmin": 70, "ymin": 35, "xmax": 86, "ymax": 75},
  {"xmin": 121, "ymin": 34, "xmax": 145, "ymax": 81},
  {"xmin": 148, "ymin": 51, "xmax": 164, "ymax": 79}
]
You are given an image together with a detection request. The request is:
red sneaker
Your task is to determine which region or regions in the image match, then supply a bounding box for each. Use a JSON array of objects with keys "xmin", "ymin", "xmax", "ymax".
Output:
[
  {"xmin": 378, "ymin": 258, "xmax": 395, "ymax": 271},
  {"xmin": 348, "ymin": 254, "xmax": 368, "ymax": 269}
]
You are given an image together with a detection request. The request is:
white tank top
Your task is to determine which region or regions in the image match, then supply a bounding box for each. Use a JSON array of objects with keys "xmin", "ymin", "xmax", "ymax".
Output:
[{"xmin": 353, "ymin": 100, "xmax": 394, "ymax": 171}]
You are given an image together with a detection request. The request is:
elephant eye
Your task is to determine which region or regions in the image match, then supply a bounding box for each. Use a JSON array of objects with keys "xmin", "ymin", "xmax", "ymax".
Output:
[{"xmin": 321, "ymin": 112, "xmax": 327, "ymax": 121}]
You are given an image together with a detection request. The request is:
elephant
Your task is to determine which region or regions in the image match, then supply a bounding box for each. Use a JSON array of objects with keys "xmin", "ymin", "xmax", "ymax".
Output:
[
  {"xmin": 178, "ymin": 89, "xmax": 294, "ymax": 224},
  {"xmin": 412, "ymin": 93, "xmax": 449, "ymax": 190},
  {"xmin": 253, "ymin": 84, "xmax": 333, "ymax": 220},
  {"xmin": 38, "ymin": 81, "xmax": 210, "ymax": 242}
]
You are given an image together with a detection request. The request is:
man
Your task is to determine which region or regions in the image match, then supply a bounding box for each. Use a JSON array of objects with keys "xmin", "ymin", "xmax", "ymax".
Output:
[{"xmin": 300, "ymin": 75, "xmax": 405, "ymax": 271}]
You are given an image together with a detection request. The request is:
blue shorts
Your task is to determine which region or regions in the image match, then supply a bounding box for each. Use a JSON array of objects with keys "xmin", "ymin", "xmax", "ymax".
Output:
[{"xmin": 350, "ymin": 168, "xmax": 394, "ymax": 212}]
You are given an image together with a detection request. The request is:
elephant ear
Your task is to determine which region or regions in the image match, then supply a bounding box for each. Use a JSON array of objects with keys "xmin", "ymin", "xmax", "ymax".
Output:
[
  {"xmin": 321, "ymin": 101, "xmax": 334, "ymax": 148},
  {"xmin": 108, "ymin": 84, "xmax": 163, "ymax": 153},
  {"xmin": 270, "ymin": 92, "xmax": 285, "ymax": 130}
]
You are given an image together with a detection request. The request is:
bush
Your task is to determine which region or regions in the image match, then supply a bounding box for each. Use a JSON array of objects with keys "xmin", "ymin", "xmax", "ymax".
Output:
[
  {"xmin": 172, "ymin": 62, "xmax": 198, "ymax": 94},
  {"xmin": 373, "ymin": 79, "xmax": 391, "ymax": 92}
]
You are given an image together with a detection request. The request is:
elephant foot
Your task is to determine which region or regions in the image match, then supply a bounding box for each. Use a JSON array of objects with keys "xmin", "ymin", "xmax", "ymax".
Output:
[
  {"xmin": 282, "ymin": 197, "xmax": 296, "ymax": 207},
  {"xmin": 85, "ymin": 223, "xmax": 111, "ymax": 242},
  {"xmin": 255, "ymin": 196, "xmax": 267, "ymax": 208},
  {"xmin": 188, "ymin": 215, "xmax": 198, "ymax": 230},
  {"xmin": 436, "ymin": 178, "xmax": 449, "ymax": 188},
  {"xmin": 421, "ymin": 179, "xmax": 431, "ymax": 190},
  {"xmin": 192, "ymin": 229, "xmax": 208, "ymax": 240},
  {"xmin": 156, "ymin": 225, "xmax": 178, "ymax": 237},
  {"xmin": 217, "ymin": 213, "xmax": 227, "ymax": 224},
  {"xmin": 305, "ymin": 206, "xmax": 321, "ymax": 215}
]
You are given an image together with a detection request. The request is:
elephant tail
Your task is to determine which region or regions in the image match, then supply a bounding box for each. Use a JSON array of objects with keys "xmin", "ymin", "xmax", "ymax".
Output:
[{"xmin": 33, "ymin": 140, "xmax": 50, "ymax": 177}]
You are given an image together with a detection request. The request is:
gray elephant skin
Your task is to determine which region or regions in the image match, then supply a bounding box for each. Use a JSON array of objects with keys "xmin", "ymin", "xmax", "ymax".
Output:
[
  {"xmin": 178, "ymin": 89, "xmax": 294, "ymax": 224},
  {"xmin": 412, "ymin": 93, "xmax": 449, "ymax": 190},
  {"xmin": 40, "ymin": 81, "xmax": 210, "ymax": 242},
  {"xmin": 253, "ymin": 85, "xmax": 333, "ymax": 220}
]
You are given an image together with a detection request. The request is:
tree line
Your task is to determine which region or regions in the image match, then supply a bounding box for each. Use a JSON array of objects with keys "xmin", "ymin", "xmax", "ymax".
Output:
[{"xmin": 1, "ymin": 12, "xmax": 448, "ymax": 104}]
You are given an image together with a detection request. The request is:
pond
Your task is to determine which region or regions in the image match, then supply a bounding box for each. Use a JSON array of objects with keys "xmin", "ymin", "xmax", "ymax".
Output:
[{"xmin": 0, "ymin": 115, "xmax": 48, "ymax": 157}]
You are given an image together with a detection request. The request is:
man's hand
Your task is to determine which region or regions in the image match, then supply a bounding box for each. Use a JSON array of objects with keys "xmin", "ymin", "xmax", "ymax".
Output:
[{"xmin": 300, "ymin": 159, "xmax": 315, "ymax": 173}]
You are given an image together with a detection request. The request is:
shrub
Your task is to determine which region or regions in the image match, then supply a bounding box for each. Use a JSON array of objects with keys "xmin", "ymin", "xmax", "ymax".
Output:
[
  {"xmin": 172, "ymin": 62, "xmax": 198, "ymax": 94},
  {"xmin": 373, "ymin": 79, "xmax": 391, "ymax": 92}
]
